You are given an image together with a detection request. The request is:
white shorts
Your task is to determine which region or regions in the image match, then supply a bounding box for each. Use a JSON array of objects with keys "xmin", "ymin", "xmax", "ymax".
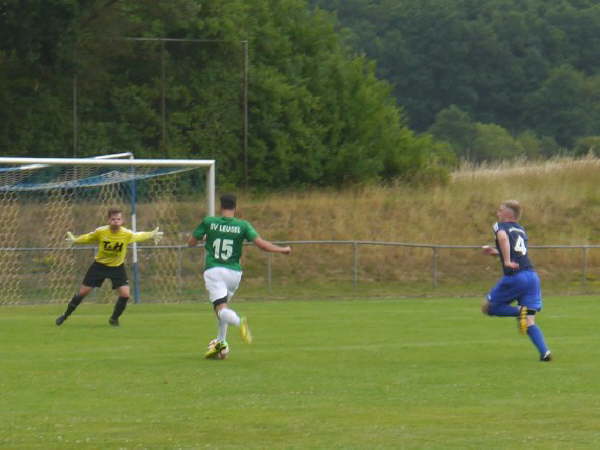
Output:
[{"xmin": 203, "ymin": 267, "xmax": 243, "ymax": 303}]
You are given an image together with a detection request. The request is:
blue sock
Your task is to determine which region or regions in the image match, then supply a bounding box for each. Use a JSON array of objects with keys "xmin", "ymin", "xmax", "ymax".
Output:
[
  {"xmin": 488, "ymin": 303, "xmax": 519, "ymax": 317},
  {"xmin": 526, "ymin": 325, "xmax": 548, "ymax": 355}
]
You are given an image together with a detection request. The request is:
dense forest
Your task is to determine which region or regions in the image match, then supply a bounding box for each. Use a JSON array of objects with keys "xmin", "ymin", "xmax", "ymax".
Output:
[
  {"xmin": 1, "ymin": 0, "xmax": 599, "ymax": 187},
  {"xmin": 1, "ymin": 0, "xmax": 449, "ymax": 188},
  {"xmin": 311, "ymin": 0, "xmax": 600, "ymax": 160}
]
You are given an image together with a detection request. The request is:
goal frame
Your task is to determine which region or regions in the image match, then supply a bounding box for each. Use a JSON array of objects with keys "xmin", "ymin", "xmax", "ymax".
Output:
[
  {"xmin": 0, "ymin": 156, "xmax": 215, "ymax": 303},
  {"xmin": 0, "ymin": 156, "xmax": 216, "ymax": 214}
]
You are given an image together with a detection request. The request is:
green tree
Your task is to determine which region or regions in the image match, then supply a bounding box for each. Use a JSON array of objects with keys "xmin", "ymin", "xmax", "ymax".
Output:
[
  {"xmin": 471, "ymin": 123, "xmax": 523, "ymax": 162},
  {"xmin": 1, "ymin": 0, "xmax": 448, "ymax": 188},
  {"xmin": 515, "ymin": 130, "xmax": 543, "ymax": 160},
  {"xmin": 234, "ymin": 0, "xmax": 446, "ymax": 186},
  {"xmin": 573, "ymin": 136, "xmax": 600, "ymax": 156},
  {"xmin": 523, "ymin": 65, "xmax": 591, "ymax": 147},
  {"xmin": 428, "ymin": 106, "xmax": 477, "ymax": 161},
  {"xmin": 310, "ymin": 0, "xmax": 600, "ymax": 150},
  {"xmin": 0, "ymin": 0, "xmax": 77, "ymax": 156}
]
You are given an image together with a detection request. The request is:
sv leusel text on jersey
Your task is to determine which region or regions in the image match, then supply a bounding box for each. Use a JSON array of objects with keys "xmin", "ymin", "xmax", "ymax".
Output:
[{"xmin": 210, "ymin": 223, "xmax": 241, "ymax": 234}]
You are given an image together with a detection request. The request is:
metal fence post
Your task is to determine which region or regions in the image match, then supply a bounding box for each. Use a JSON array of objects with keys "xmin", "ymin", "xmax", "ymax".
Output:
[
  {"xmin": 352, "ymin": 241, "xmax": 359, "ymax": 288},
  {"xmin": 432, "ymin": 247, "xmax": 438, "ymax": 288},
  {"xmin": 267, "ymin": 252, "xmax": 272, "ymax": 291},
  {"xmin": 582, "ymin": 247, "xmax": 588, "ymax": 288},
  {"xmin": 177, "ymin": 245, "xmax": 183, "ymax": 297}
]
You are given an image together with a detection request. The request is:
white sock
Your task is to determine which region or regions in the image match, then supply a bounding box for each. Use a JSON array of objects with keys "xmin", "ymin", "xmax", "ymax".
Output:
[
  {"xmin": 218, "ymin": 308, "xmax": 241, "ymax": 327},
  {"xmin": 217, "ymin": 320, "xmax": 228, "ymax": 342}
]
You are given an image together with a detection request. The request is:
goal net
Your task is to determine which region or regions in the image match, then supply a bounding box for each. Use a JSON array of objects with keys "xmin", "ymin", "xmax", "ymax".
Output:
[{"xmin": 0, "ymin": 156, "xmax": 215, "ymax": 305}]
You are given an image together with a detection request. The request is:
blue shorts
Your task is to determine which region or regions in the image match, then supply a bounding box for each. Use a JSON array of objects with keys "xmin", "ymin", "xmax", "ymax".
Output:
[{"xmin": 487, "ymin": 270, "xmax": 542, "ymax": 311}]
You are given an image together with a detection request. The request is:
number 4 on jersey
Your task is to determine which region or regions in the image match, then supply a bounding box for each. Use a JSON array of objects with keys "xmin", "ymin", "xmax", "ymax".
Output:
[{"xmin": 514, "ymin": 236, "xmax": 527, "ymax": 255}]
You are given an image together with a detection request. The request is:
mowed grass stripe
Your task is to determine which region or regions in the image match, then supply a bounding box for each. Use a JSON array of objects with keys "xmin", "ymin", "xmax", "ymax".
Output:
[{"xmin": 1, "ymin": 297, "xmax": 599, "ymax": 449}]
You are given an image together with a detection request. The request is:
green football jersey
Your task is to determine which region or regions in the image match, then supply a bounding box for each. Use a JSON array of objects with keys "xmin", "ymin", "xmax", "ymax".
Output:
[{"xmin": 192, "ymin": 216, "xmax": 259, "ymax": 271}]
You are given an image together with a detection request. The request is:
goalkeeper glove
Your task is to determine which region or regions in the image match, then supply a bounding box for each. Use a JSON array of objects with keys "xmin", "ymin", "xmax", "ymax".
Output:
[
  {"xmin": 152, "ymin": 227, "xmax": 164, "ymax": 244},
  {"xmin": 65, "ymin": 231, "xmax": 76, "ymax": 246}
]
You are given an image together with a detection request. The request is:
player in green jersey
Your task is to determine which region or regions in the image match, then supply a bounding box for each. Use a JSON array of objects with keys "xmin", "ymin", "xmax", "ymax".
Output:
[
  {"xmin": 55, "ymin": 208, "xmax": 163, "ymax": 327},
  {"xmin": 188, "ymin": 194, "xmax": 291, "ymax": 359}
]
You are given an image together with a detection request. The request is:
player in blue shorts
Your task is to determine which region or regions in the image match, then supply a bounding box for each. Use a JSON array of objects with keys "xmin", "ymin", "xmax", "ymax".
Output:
[{"xmin": 481, "ymin": 200, "xmax": 551, "ymax": 361}]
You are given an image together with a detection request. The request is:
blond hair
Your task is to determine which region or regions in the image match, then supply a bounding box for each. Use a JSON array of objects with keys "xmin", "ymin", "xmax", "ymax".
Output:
[{"xmin": 502, "ymin": 200, "xmax": 521, "ymax": 220}]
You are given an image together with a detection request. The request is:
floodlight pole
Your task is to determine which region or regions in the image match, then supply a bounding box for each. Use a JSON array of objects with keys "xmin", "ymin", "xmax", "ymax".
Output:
[
  {"xmin": 161, "ymin": 39, "xmax": 167, "ymax": 147},
  {"xmin": 242, "ymin": 40, "xmax": 248, "ymax": 188},
  {"xmin": 73, "ymin": 74, "xmax": 78, "ymax": 156}
]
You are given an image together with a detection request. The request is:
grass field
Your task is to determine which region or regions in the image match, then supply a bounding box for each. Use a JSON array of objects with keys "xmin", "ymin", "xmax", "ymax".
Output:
[{"xmin": 2, "ymin": 296, "xmax": 600, "ymax": 449}]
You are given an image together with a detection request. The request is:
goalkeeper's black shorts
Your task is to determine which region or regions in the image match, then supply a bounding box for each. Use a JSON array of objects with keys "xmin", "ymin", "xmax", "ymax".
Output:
[{"xmin": 82, "ymin": 261, "xmax": 128, "ymax": 289}]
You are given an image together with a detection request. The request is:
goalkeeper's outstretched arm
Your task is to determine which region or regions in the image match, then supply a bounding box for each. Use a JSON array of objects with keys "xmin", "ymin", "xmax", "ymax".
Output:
[
  {"xmin": 131, "ymin": 227, "xmax": 164, "ymax": 244},
  {"xmin": 65, "ymin": 231, "xmax": 76, "ymax": 245},
  {"xmin": 65, "ymin": 230, "xmax": 99, "ymax": 245}
]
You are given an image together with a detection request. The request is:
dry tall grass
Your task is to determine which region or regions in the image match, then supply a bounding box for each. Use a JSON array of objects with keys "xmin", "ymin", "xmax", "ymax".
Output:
[
  {"xmin": 9, "ymin": 156, "xmax": 600, "ymax": 301},
  {"xmin": 242, "ymin": 155, "xmax": 600, "ymax": 245},
  {"xmin": 227, "ymin": 156, "xmax": 600, "ymax": 293}
]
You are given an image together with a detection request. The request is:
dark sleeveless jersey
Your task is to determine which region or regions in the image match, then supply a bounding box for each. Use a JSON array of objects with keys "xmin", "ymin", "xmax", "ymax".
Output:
[{"xmin": 493, "ymin": 221, "xmax": 534, "ymax": 275}]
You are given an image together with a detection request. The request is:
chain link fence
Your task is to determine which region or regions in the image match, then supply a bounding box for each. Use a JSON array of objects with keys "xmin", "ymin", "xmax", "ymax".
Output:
[{"xmin": 3, "ymin": 240, "xmax": 600, "ymax": 304}]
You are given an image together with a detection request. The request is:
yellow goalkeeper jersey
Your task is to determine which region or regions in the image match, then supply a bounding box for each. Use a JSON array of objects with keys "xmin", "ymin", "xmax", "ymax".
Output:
[{"xmin": 73, "ymin": 226, "xmax": 154, "ymax": 267}]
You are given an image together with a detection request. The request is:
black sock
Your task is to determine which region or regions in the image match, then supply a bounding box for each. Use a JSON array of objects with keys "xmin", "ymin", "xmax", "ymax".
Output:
[
  {"xmin": 64, "ymin": 294, "xmax": 84, "ymax": 317},
  {"xmin": 111, "ymin": 296, "xmax": 129, "ymax": 320}
]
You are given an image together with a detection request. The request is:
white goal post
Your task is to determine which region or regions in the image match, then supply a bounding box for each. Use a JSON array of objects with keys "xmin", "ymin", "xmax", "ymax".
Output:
[{"xmin": 0, "ymin": 156, "xmax": 215, "ymax": 305}]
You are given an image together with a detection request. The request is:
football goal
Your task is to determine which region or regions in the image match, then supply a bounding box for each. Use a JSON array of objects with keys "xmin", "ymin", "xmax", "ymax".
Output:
[{"xmin": 0, "ymin": 155, "xmax": 215, "ymax": 305}]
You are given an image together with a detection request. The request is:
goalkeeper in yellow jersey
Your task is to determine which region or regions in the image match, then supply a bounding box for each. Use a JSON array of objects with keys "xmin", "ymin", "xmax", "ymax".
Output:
[{"xmin": 55, "ymin": 207, "xmax": 163, "ymax": 327}]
